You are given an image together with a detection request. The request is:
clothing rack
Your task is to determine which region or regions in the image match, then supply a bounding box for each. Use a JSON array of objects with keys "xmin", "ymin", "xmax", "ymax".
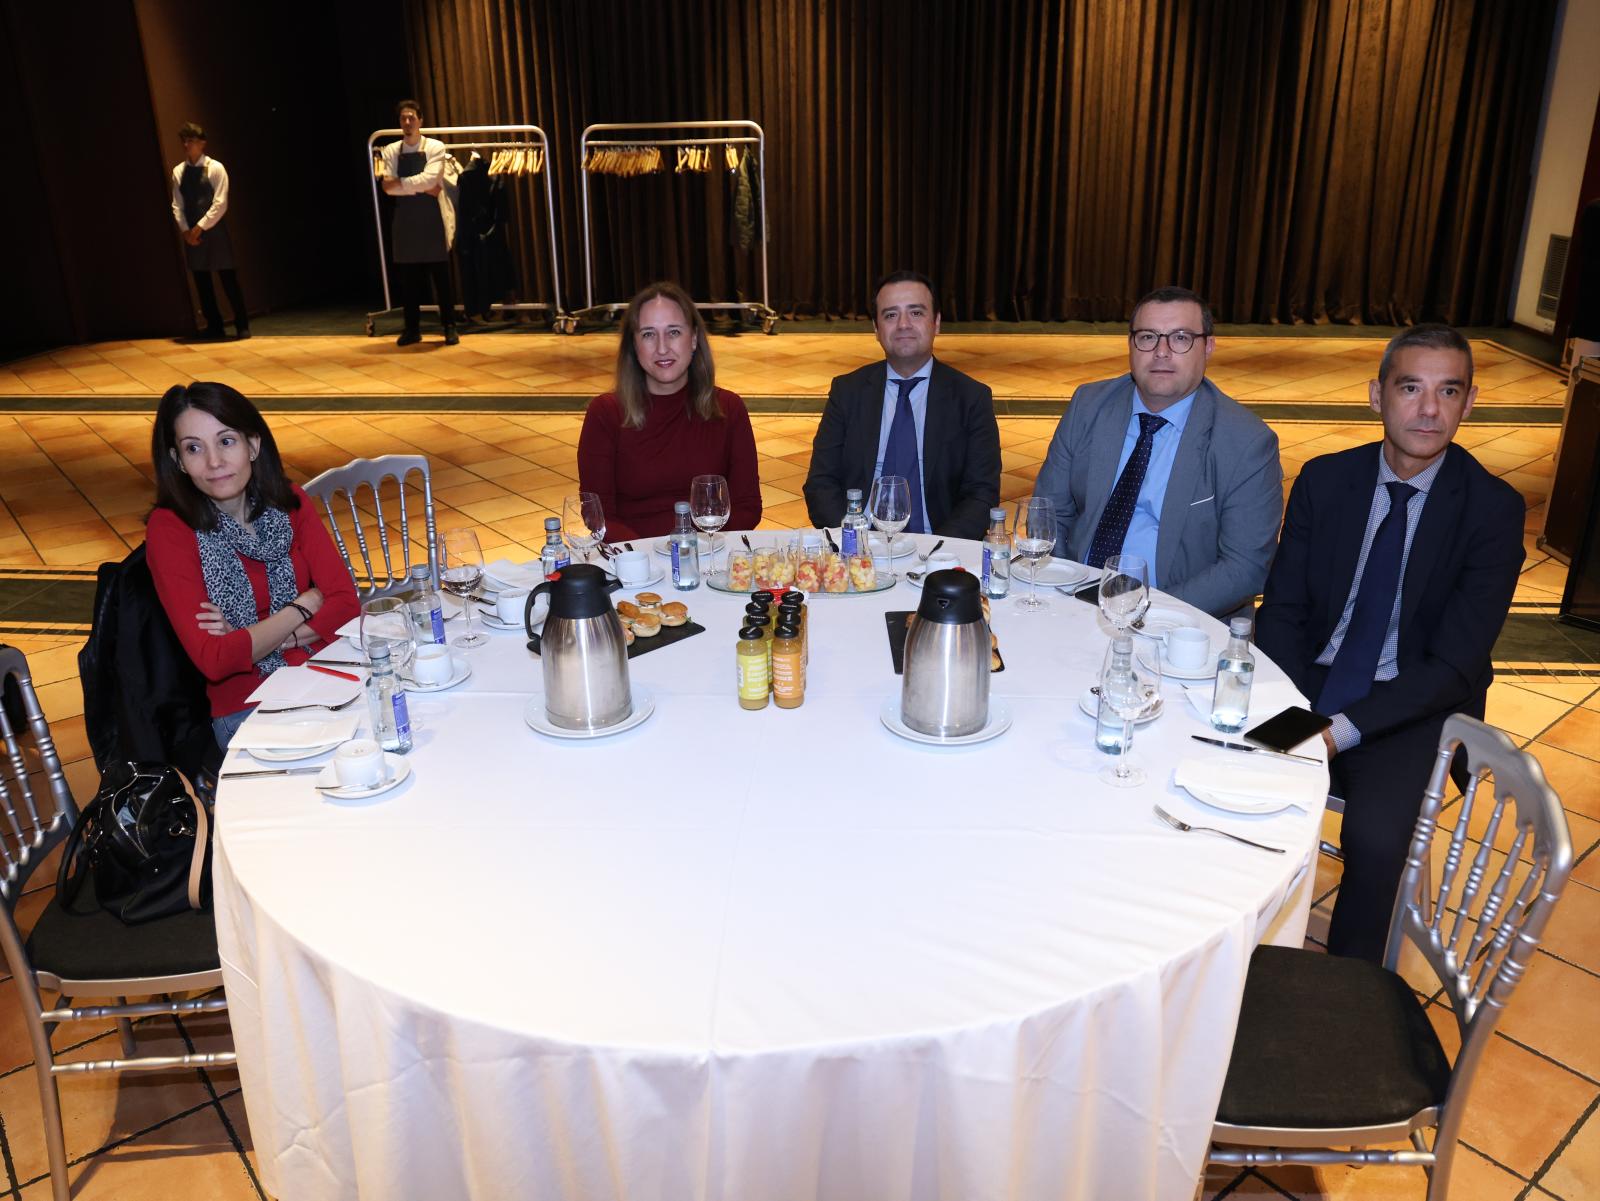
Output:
[
  {"xmin": 363, "ymin": 123, "xmax": 566, "ymax": 334},
  {"xmin": 569, "ymin": 120, "xmax": 776, "ymax": 336}
]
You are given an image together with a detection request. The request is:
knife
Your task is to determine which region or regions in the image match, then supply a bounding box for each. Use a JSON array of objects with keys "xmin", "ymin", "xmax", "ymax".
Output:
[
  {"xmin": 1190, "ymin": 735, "xmax": 1322, "ymax": 766},
  {"xmin": 219, "ymin": 767, "xmax": 329, "ymax": 779}
]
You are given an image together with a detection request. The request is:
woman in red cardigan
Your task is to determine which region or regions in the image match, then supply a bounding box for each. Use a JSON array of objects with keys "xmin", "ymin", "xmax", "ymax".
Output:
[
  {"xmin": 577, "ymin": 281, "xmax": 762, "ymax": 541},
  {"xmin": 145, "ymin": 381, "xmax": 359, "ymax": 749}
]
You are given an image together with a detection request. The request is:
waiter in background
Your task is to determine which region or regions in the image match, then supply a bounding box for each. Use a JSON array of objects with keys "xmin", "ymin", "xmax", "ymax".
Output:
[
  {"xmin": 381, "ymin": 99, "xmax": 458, "ymax": 347},
  {"xmin": 170, "ymin": 122, "xmax": 249, "ymax": 341}
]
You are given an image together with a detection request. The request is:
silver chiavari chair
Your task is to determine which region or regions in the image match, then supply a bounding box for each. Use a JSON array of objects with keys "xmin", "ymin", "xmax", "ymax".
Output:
[{"xmin": 304, "ymin": 454, "xmax": 438, "ymax": 600}]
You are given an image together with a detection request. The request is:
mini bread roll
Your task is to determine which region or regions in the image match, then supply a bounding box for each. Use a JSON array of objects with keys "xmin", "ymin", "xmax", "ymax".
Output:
[
  {"xmin": 660, "ymin": 601, "xmax": 689, "ymax": 626},
  {"xmin": 616, "ymin": 601, "xmax": 641, "ymax": 624},
  {"xmin": 632, "ymin": 612, "xmax": 662, "ymax": 637},
  {"xmin": 624, "ymin": 625, "xmax": 636, "ymax": 645},
  {"xmin": 635, "ymin": 592, "xmax": 663, "ymax": 611},
  {"xmin": 991, "ymin": 649, "xmax": 1002, "ymax": 671}
]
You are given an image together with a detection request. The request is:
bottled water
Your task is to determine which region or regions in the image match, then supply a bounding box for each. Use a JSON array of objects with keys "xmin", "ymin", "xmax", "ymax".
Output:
[
  {"xmin": 1096, "ymin": 638, "xmax": 1134, "ymax": 754},
  {"xmin": 1210, "ymin": 617, "xmax": 1256, "ymax": 733},
  {"xmin": 840, "ymin": 488, "xmax": 868, "ymax": 557},
  {"xmin": 981, "ymin": 506, "xmax": 1011, "ymax": 598},
  {"xmin": 365, "ymin": 642, "xmax": 413, "ymax": 753},
  {"xmin": 406, "ymin": 564, "xmax": 446, "ymax": 645},
  {"xmin": 539, "ymin": 517, "xmax": 570, "ymax": 579},
  {"xmin": 669, "ymin": 501, "xmax": 701, "ymax": 590}
]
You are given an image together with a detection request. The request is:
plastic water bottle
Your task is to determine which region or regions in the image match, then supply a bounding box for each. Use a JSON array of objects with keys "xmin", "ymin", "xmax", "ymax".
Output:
[
  {"xmin": 406, "ymin": 564, "xmax": 446, "ymax": 645},
  {"xmin": 1095, "ymin": 637, "xmax": 1134, "ymax": 754},
  {"xmin": 1211, "ymin": 617, "xmax": 1256, "ymax": 733},
  {"xmin": 669, "ymin": 501, "xmax": 701, "ymax": 590},
  {"xmin": 539, "ymin": 517, "xmax": 570, "ymax": 578},
  {"xmin": 365, "ymin": 642, "xmax": 413, "ymax": 753},
  {"xmin": 981, "ymin": 507, "xmax": 1011, "ymax": 598},
  {"xmin": 840, "ymin": 489, "xmax": 868, "ymax": 557}
]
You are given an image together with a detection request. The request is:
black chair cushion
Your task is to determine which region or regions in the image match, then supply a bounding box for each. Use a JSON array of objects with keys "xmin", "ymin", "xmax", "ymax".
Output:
[
  {"xmin": 1216, "ymin": 944, "xmax": 1452, "ymax": 1129},
  {"xmin": 25, "ymin": 874, "xmax": 220, "ymax": 983}
]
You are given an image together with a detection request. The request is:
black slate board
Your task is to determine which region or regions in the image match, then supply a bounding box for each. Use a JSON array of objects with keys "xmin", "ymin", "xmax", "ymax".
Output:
[
  {"xmin": 528, "ymin": 620, "xmax": 706, "ymax": 660},
  {"xmin": 884, "ymin": 611, "xmax": 1004, "ymax": 674}
]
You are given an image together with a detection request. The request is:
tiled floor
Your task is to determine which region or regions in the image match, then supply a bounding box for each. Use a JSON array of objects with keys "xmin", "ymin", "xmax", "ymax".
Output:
[{"xmin": 0, "ymin": 332, "xmax": 1595, "ymax": 1199}]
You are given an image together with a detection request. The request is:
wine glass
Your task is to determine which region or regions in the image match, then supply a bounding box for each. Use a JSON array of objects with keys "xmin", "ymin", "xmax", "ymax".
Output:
[
  {"xmin": 1011, "ymin": 496, "xmax": 1057, "ymax": 612},
  {"xmin": 1099, "ymin": 637, "xmax": 1160, "ymax": 787},
  {"xmin": 562, "ymin": 492, "xmax": 606, "ymax": 563},
  {"xmin": 867, "ymin": 475, "xmax": 910, "ymax": 576},
  {"xmin": 359, "ymin": 597, "xmax": 416, "ymax": 678},
  {"xmin": 1098, "ymin": 554, "xmax": 1150, "ymax": 635},
  {"xmin": 689, "ymin": 474, "xmax": 730, "ymax": 561},
  {"xmin": 441, "ymin": 528, "xmax": 487, "ymax": 649}
]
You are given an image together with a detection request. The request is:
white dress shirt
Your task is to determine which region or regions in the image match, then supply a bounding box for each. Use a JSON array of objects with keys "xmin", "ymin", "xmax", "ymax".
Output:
[{"xmin": 169, "ymin": 156, "xmax": 229, "ymax": 231}]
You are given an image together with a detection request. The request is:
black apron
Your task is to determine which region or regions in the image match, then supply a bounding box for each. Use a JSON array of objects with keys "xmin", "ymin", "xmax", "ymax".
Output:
[
  {"xmin": 179, "ymin": 161, "xmax": 236, "ymax": 272},
  {"xmin": 392, "ymin": 145, "xmax": 449, "ymax": 264}
]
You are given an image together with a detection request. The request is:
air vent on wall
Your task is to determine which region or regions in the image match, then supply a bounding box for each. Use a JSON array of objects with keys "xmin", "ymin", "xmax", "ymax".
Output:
[{"xmin": 1537, "ymin": 232, "xmax": 1570, "ymax": 319}]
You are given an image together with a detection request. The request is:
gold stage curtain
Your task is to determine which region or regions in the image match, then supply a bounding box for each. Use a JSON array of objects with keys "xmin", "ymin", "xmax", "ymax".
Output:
[{"xmin": 399, "ymin": 0, "xmax": 1555, "ymax": 325}]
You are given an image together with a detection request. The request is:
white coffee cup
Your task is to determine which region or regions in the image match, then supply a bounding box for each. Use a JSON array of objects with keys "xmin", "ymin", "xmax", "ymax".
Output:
[
  {"xmin": 1164, "ymin": 626, "xmax": 1212, "ymax": 671},
  {"xmin": 926, "ymin": 551, "xmax": 960, "ymax": 572},
  {"xmin": 412, "ymin": 643, "xmax": 455, "ymax": 685},
  {"xmin": 612, "ymin": 550, "xmax": 650, "ymax": 586},
  {"xmin": 333, "ymin": 739, "xmax": 385, "ymax": 788},
  {"xmin": 496, "ymin": 588, "xmax": 530, "ymax": 625}
]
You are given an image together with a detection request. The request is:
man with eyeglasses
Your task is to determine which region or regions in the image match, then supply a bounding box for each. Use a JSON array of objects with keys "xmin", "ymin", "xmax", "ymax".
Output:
[{"xmin": 1034, "ymin": 286, "xmax": 1282, "ymax": 617}]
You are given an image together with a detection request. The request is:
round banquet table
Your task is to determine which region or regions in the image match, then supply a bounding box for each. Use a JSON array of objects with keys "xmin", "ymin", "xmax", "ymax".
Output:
[{"xmin": 213, "ymin": 534, "xmax": 1327, "ymax": 1201}]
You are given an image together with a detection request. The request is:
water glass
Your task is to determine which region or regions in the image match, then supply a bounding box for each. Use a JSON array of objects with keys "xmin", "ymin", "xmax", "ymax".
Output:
[
  {"xmin": 441, "ymin": 527, "xmax": 488, "ymax": 649},
  {"xmin": 690, "ymin": 474, "xmax": 730, "ymax": 558},
  {"xmin": 1098, "ymin": 554, "xmax": 1150, "ymax": 633},
  {"xmin": 1012, "ymin": 496, "xmax": 1057, "ymax": 612},
  {"xmin": 562, "ymin": 492, "xmax": 606, "ymax": 563},
  {"xmin": 359, "ymin": 597, "xmax": 416, "ymax": 678},
  {"xmin": 868, "ymin": 475, "xmax": 910, "ymax": 573}
]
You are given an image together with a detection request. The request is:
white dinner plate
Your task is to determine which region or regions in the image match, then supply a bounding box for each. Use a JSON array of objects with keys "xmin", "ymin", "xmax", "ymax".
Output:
[
  {"xmin": 523, "ymin": 691, "xmax": 656, "ymax": 740},
  {"xmin": 866, "ymin": 534, "xmax": 916, "ymax": 560},
  {"xmin": 402, "ymin": 656, "xmax": 472, "ymax": 693},
  {"xmin": 1138, "ymin": 646, "xmax": 1218, "ymax": 680},
  {"xmin": 878, "ymin": 698, "xmax": 1013, "ymax": 746},
  {"xmin": 1077, "ymin": 687, "xmax": 1163, "ymax": 724},
  {"xmin": 316, "ymin": 752, "xmax": 413, "ymax": 800},
  {"xmin": 655, "ymin": 534, "xmax": 725, "ymax": 558},
  {"xmin": 608, "ymin": 567, "xmax": 666, "ymax": 590},
  {"xmin": 1178, "ymin": 781, "xmax": 1296, "ymax": 816},
  {"xmin": 483, "ymin": 562, "xmax": 545, "ymax": 593},
  {"xmin": 249, "ymin": 739, "xmax": 343, "ymax": 763},
  {"xmin": 1014, "ymin": 558, "xmax": 1091, "ymax": 588}
]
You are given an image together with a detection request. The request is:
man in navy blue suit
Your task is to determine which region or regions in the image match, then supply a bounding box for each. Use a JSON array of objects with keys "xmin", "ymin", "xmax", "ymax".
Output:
[{"xmin": 1255, "ymin": 325, "xmax": 1525, "ymax": 962}]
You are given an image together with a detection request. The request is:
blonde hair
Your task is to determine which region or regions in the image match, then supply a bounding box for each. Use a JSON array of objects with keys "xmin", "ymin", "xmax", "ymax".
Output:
[{"xmin": 613, "ymin": 281, "xmax": 720, "ymax": 430}]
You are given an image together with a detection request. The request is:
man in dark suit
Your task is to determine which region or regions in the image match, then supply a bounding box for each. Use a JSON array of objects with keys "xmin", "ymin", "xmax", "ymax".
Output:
[
  {"xmin": 803, "ymin": 271, "xmax": 1000, "ymax": 540},
  {"xmin": 1034, "ymin": 286, "xmax": 1282, "ymax": 617},
  {"xmin": 1256, "ymin": 324, "xmax": 1525, "ymax": 962}
]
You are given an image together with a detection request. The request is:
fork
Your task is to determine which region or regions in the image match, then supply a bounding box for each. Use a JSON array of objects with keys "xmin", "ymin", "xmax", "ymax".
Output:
[
  {"xmin": 1152, "ymin": 805, "xmax": 1284, "ymax": 853},
  {"xmin": 255, "ymin": 696, "xmax": 362, "ymax": 715}
]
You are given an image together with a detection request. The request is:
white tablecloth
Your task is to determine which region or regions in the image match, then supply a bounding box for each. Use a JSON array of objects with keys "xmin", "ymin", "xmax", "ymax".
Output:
[{"xmin": 213, "ymin": 536, "xmax": 1325, "ymax": 1201}]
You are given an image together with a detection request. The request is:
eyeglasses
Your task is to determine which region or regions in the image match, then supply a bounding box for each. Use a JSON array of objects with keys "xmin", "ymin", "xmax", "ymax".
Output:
[{"xmin": 1130, "ymin": 329, "xmax": 1203, "ymax": 354}]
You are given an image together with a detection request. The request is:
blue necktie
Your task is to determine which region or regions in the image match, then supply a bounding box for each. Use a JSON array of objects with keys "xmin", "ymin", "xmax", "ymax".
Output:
[
  {"xmin": 882, "ymin": 376, "xmax": 927, "ymax": 534},
  {"xmin": 1316, "ymin": 480, "xmax": 1419, "ymax": 716},
  {"xmin": 1086, "ymin": 413, "xmax": 1167, "ymax": 569}
]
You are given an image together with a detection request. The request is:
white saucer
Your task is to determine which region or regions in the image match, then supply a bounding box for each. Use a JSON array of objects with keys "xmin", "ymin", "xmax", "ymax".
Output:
[
  {"xmin": 402, "ymin": 657, "xmax": 472, "ymax": 692},
  {"xmin": 1179, "ymin": 782, "xmax": 1296, "ymax": 815},
  {"xmin": 1129, "ymin": 605, "xmax": 1188, "ymax": 641},
  {"xmin": 523, "ymin": 691, "xmax": 656, "ymax": 739},
  {"xmin": 609, "ymin": 568, "xmax": 666, "ymax": 589},
  {"xmin": 1013, "ymin": 559, "xmax": 1090, "ymax": 588},
  {"xmin": 316, "ymin": 752, "xmax": 413, "ymax": 799},
  {"xmin": 1138, "ymin": 647, "xmax": 1218, "ymax": 680},
  {"xmin": 878, "ymin": 698, "xmax": 1013, "ymax": 746},
  {"xmin": 655, "ymin": 534, "xmax": 725, "ymax": 558},
  {"xmin": 866, "ymin": 534, "xmax": 916, "ymax": 560},
  {"xmin": 905, "ymin": 565, "xmax": 974, "ymax": 588},
  {"xmin": 1077, "ymin": 687, "xmax": 1163, "ymax": 724}
]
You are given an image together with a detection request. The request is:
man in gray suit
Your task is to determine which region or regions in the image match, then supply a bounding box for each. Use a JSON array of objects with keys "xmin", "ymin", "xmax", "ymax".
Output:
[{"xmin": 1034, "ymin": 286, "xmax": 1282, "ymax": 617}]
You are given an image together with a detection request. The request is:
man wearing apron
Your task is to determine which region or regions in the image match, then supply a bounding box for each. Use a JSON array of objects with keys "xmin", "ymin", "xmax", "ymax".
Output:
[
  {"xmin": 170, "ymin": 122, "xmax": 249, "ymax": 340},
  {"xmin": 381, "ymin": 100, "xmax": 459, "ymax": 347}
]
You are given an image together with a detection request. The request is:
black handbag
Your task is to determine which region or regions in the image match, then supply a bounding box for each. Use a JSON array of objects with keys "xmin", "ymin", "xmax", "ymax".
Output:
[{"xmin": 57, "ymin": 761, "xmax": 212, "ymax": 924}]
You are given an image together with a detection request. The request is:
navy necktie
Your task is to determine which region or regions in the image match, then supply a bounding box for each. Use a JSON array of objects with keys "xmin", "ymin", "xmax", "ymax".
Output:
[
  {"xmin": 1086, "ymin": 413, "xmax": 1167, "ymax": 569},
  {"xmin": 882, "ymin": 376, "xmax": 927, "ymax": 534},
  {"xmin": 1316, "ymin": 480, "xmax": 1419, "ymax": 716}
]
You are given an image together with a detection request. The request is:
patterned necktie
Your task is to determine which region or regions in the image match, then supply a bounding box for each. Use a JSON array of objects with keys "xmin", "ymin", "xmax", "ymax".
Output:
[
  {"xmin": 882, "ymin": 376, "xmax": 927, "ymax": 534},
  {"xmin": 1316, "ymin": 480, "xmax": 1419, "ymax": 716},
  {"xmin": 1086, "ymin": 413, "xmax": 1167, "ymax": 569}
]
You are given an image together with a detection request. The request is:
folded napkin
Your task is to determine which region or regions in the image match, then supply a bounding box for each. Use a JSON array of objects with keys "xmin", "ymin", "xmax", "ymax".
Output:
[
  {"xmin": 231, "ymin": 712, "xmax": 360, "ymax": 750},
  {"xmin": 1182, "ymin": 680, "xmax": 1300, "ymax": 723},
  {"xmin": 484, "ymin": 559, "xmax": 544, "ymax": 592},
  {"xmin": 335, "ymin": 594, "xmax": 463, "ymax": 641},
  {"xmin": 1174, "ymin": 757, "xmax": 1326, "ymax": 812},
  {"xmin": 246, "ymin": 665, "xmax": 365, "ymax": 708}
]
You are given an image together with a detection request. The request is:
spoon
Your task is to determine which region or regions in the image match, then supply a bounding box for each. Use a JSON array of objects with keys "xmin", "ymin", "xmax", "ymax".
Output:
[{"xmin": 917, "ymin": 539, "xmax": 946, "ymax": 563}]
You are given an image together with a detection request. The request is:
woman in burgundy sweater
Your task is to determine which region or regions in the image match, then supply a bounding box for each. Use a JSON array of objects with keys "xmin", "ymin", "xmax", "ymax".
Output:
[
  {"xmin": 577, "ymin": 281, "xmax": 762, "ymax": 540},
  {"xmin": 145, "ymin": 382, "xmax": 359, "ymax": 749}
]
